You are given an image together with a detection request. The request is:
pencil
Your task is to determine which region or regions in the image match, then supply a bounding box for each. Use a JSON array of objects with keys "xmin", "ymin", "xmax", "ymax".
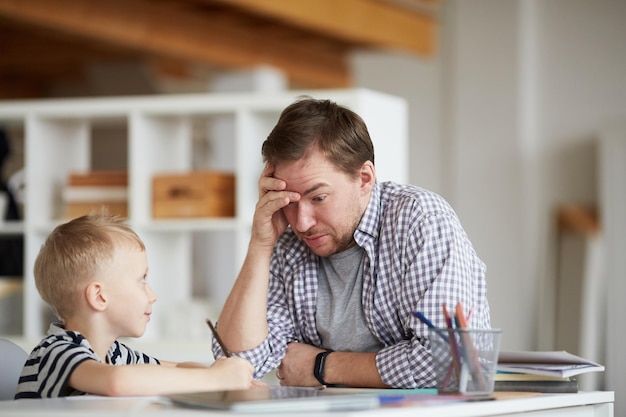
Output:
[
  {"xmin": 443, "ymin": 303, "xmax": 461, "ymax": 386},
  {"xmin": 206, "ymin": 318, "xmax": 232, "ymax": 357},
  {"xmin": 455, "ymin": 302, "xmax": 488, "ymax": 391}
]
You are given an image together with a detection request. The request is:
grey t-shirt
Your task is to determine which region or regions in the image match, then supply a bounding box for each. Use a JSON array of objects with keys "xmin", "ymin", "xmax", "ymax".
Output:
[{"xmin": 315, "ymin": 245, "xmax": 383, "ymax": 352}]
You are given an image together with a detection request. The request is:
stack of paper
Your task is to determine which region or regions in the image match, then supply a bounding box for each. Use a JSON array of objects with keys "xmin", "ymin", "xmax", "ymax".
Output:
[
  {"xmin": 497, "ymin": 350, "xmax": 604, "ymax": 378},
  {"xmin": 495, "ymin": 350, "xmax": 604, "ymax": 393}
]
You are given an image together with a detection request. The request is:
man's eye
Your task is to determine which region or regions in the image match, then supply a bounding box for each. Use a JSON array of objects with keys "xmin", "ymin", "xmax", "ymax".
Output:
[{"xmin": 313, "ymin": 195, "xmax": 326, "ymax": 203}]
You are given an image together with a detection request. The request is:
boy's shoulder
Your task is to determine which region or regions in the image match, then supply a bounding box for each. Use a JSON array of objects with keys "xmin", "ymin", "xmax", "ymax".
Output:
[
  {"xmin": 28, "ymin": 323, "xmax": 96, "ymax": 358},
  {"xmin": 45, "ymin": 322, "xmax": 89, "ymax": 343},
  {"xmin": 15, "ymin": 324, "xmax": 100, "ymax": 399},
  {"xmin": 31, "ymin": 323, "xmax": 159, "ymax": 365}
]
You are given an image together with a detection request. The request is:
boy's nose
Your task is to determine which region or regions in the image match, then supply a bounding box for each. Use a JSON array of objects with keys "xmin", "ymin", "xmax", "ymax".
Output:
[{"xmin": 147, "ymin": 284, "xmax": 157, "ymax": 303}]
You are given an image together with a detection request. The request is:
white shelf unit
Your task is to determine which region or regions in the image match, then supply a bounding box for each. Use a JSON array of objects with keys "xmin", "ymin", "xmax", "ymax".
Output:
[{"xmin": 0, "ymin": 88, "xmax": 408, "ymax": 340}]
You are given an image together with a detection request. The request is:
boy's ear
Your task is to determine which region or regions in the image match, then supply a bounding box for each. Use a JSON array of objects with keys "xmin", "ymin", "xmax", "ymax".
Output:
[{"xmin": 85, "ymin": 281, "xmax": 107, "ymax": 312}]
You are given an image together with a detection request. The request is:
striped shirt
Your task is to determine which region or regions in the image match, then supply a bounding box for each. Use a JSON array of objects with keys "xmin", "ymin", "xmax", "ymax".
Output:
[
  {"xmin": 213, "ymin": 181, "xmax": 490, "ymax": 388},
  {"xmin": 15, "ymin": 323, "xmax": 160, "ymax": 399}
]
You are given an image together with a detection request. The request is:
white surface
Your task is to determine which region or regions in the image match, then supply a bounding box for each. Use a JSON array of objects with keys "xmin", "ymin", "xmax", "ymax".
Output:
[
  {"xmin": 599, "ymin": 122, "xmax": 626, "ymax": 417},
  {"xmin": 0, "ymin": 339, "xmax": 28, "ymax": 401},
  {"xmin": 0, "ymin": 391, "xmax": 614, "ymax": 417}
]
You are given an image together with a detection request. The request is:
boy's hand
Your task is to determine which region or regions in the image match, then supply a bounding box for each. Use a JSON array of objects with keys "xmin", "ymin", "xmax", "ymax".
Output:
[{"xmin": 209, "ymin": 356, "xmax": 255, "ymax": 390}]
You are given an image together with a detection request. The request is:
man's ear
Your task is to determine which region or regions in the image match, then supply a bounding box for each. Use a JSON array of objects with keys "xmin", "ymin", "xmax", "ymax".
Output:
[
  {"xmin": 85, "ymin": 281, "xmax": 107, "ymax": 312},
  {"xmin": 359, "ymin": 161, "xmax": 376, "ymax": 194}
]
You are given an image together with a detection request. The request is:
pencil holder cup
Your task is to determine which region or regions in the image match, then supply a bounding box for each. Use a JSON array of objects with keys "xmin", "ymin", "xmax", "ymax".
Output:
[{"xmin": 429, "ymin": 328, "xmax": 502, "ymax": 396}]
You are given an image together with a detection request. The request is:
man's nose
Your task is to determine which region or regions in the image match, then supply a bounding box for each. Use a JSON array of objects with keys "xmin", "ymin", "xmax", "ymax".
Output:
[{"xmin": 295, "ymin": 204, "xmax": 315, "ymax": 233}]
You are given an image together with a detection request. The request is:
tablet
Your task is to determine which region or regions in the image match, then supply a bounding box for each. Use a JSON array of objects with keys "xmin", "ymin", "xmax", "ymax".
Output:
[{"xmin": 167, "ymin": 385, "xmax": 380, "ymax": 413}]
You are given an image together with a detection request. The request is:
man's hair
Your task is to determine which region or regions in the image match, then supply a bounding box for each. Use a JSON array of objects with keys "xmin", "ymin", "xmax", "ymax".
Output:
[
  {"xmin": 262, "ymin": 97, "xmax": 375, "ymax": 177},
  {"xmin": 34, "ymin": 212, "xmax": 145, "ymax": 321}
]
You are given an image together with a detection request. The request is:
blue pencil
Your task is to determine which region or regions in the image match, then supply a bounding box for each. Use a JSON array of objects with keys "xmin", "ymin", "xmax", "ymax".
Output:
[
  {"xmin": 412, "ymin": 311, "xmax": 436, "ymax": 328},
  {"xmin": 412, "ymin": 311, "xmax": 449, "ymax": 342}
]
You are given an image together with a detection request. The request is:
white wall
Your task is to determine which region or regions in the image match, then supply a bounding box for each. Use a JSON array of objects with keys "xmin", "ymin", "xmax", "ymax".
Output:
[
  {"xmin": 352, "ymin": 0, "xmax": 626, "ymax": 400},
  {"xmin": 352, "ymin": 0, "xmax": 534, "ymax": 351},
  {"xmin": 351, "ymin": 53, "xmax": 443, "ymax": 193}
]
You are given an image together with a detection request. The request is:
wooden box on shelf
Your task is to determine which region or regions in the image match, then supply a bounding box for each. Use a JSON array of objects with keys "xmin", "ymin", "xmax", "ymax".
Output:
[
  {"xmin": 63, "ymin": 171, "xmax": 129, "ymax": 219},
  {"xmin": 152, "ymin": 171, "xmax": 235, "ymax": 218}
]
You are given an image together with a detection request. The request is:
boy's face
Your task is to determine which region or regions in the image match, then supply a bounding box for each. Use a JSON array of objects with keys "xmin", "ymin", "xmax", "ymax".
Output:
[
  {"xmin": 100, "ymin": 243, "xmax": 156, "ymax": 338},
  {"xmin": 274, "ymin": 148, "xmax": 373, "ymax": 257}
]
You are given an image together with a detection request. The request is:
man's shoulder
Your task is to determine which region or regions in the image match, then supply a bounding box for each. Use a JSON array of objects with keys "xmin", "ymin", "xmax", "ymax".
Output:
[{"xmin": 378, "ymin": 181, "xmax": 455, "ymax": 216}]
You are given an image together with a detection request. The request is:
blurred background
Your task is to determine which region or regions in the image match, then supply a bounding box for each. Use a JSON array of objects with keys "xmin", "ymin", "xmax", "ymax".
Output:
[{"xmin": 0, "ymin": 0, "xmax": 625, "ymax": 412}]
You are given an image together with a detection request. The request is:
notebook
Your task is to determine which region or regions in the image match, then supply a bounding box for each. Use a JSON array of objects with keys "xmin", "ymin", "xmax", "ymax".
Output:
[{"xmin": 167, "ymin": 385, "xmax": 380, "ymax": 413}]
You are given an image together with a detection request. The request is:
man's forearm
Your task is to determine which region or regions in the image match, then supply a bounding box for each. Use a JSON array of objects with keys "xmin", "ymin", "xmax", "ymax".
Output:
[
  {"xmin": 218, "ymin": 245, "xmax": 272, "ymax": 352},
  {"xmin": 323, "ymin": 351, "xmax": 389, "ymax": 388}
]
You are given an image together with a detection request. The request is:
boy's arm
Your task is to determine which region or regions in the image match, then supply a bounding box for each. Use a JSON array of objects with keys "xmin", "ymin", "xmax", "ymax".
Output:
[
  {"xmin": 158, "ymin": 360, "xmax": 207, "ymax": 368},
  {"xmin": 69, "ymin": 356, "xmax": 254, "ymax": 396}
]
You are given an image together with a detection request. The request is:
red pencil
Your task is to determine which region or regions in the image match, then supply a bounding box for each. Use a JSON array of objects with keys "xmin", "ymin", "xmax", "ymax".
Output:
[
  {"xmin": 442, "ymin": 303, "xmax": 461, "ymax": 387},
  {"xmin": 455, "ymin": 302, "xmax": 487, "ymax": 391}
]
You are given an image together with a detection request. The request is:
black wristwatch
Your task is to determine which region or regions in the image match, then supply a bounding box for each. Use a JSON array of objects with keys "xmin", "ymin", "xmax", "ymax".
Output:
[{"xmin": 313, "ymin": 350, "xmax": 334, "ymax": 386}]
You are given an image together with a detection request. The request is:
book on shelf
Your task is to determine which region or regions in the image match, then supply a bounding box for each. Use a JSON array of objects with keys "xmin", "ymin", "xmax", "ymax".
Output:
[
  {"xmin": 62, "ymin": 186, "xmax": 128, "ymax": 202},
  {"xmin": 64, "ymin": 202, "xmax": 128, "ymax": 219},
  {"xmin": 497, "ymin": 350, "xmax": 604, "ymax": 379},
  {"xmin": 62, "ymin": 171, "xmax": 129, "ymax": 219},
  {"xmin": 68, "ymin": 170, "xmax": 128, "ymax": 187}
]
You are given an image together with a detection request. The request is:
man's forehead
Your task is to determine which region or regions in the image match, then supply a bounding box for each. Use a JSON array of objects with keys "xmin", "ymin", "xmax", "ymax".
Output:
[
  {"xmin": 273, "ymin": 152, "xmax": 329, "ymax": 181},
  {"xmin": 278, "ymin": 171, "xmax": 330, "ymax": 196}
]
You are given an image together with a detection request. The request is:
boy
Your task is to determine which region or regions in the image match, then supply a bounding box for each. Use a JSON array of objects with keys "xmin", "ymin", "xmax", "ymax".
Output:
[{"xmin": 15, "ymin": 213, "xmax": 254, "ymax": 398}]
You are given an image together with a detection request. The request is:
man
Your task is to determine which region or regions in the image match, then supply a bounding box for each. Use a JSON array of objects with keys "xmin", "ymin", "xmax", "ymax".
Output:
[{"xmin": 215, "ymin": 97, "xmax": 491, "ymax": 388}]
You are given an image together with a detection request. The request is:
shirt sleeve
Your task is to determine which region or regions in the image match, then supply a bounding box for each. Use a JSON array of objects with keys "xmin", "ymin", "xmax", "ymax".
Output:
[
  {"xmin": 15, "ymin": 340, "xmax": 96, "ymax": 398},
  {"xmin": 110, "ymin": 341, "xmax": 160, "ymax": 365},
  {"xmin": 211, "ymin": 331, "xmax": 276, "ymax": 380},
  {"xmin": 375, "ymin": 209, "xmax": 489, "ymax": 388}
]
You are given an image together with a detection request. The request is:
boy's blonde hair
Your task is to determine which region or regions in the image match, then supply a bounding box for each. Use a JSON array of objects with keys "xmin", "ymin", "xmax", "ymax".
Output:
[{"xmin": 34, "ymin": 212, "xmax": 145, "ymax": 321}]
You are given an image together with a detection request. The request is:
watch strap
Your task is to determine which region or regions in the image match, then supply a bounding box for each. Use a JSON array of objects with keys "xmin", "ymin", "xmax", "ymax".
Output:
[{"xmin": 313, "ymin": 350, "xmax": 334, "ymax": 386}]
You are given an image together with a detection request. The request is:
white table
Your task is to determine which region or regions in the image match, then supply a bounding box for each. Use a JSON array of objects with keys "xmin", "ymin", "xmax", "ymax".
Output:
[{"xmin": 0, "ymin": 391, "xmax": 614, "ymax": 417}]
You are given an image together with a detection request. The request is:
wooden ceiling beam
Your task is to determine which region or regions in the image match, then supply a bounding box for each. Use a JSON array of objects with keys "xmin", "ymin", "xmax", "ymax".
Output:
[
  {"xmin": 0, "ymin": 0, "xmax": 351, "ymax": 88},
  {"xmin": 206, "ymin": 0, "xmax": 437, "ymax": 56}
]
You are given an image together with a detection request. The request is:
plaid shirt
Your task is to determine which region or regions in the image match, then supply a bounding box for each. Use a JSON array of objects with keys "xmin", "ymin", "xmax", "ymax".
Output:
[{"xmin": 217, "ymin": 181, "xmax": 490, "ymax": 388}]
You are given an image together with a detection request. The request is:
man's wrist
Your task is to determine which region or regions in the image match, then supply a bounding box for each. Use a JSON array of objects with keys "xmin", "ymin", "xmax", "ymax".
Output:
[
  {"xmin": 313, "ymin": 350, "xmax": 335, "ymax": 386},
  {"xmin": 247, "ymin": 238, "xmax": 276, "ymax": 258}
]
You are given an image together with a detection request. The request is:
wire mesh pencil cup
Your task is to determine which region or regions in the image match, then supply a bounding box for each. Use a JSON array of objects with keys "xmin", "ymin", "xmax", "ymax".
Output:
[{"xmin": 429, "ymin": 328, "xmax": 502, "ymax": 396}]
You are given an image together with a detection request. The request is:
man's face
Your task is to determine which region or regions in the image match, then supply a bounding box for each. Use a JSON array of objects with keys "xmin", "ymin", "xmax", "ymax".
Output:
[{"xmin": 274, "ymin": 149, "xmax": 373, "ymax": 257}]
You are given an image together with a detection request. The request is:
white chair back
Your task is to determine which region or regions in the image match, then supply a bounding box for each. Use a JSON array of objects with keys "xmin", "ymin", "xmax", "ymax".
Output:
[{"xmin": 0, "ymin": 338, "xmax": 28, "ymax": 400}]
